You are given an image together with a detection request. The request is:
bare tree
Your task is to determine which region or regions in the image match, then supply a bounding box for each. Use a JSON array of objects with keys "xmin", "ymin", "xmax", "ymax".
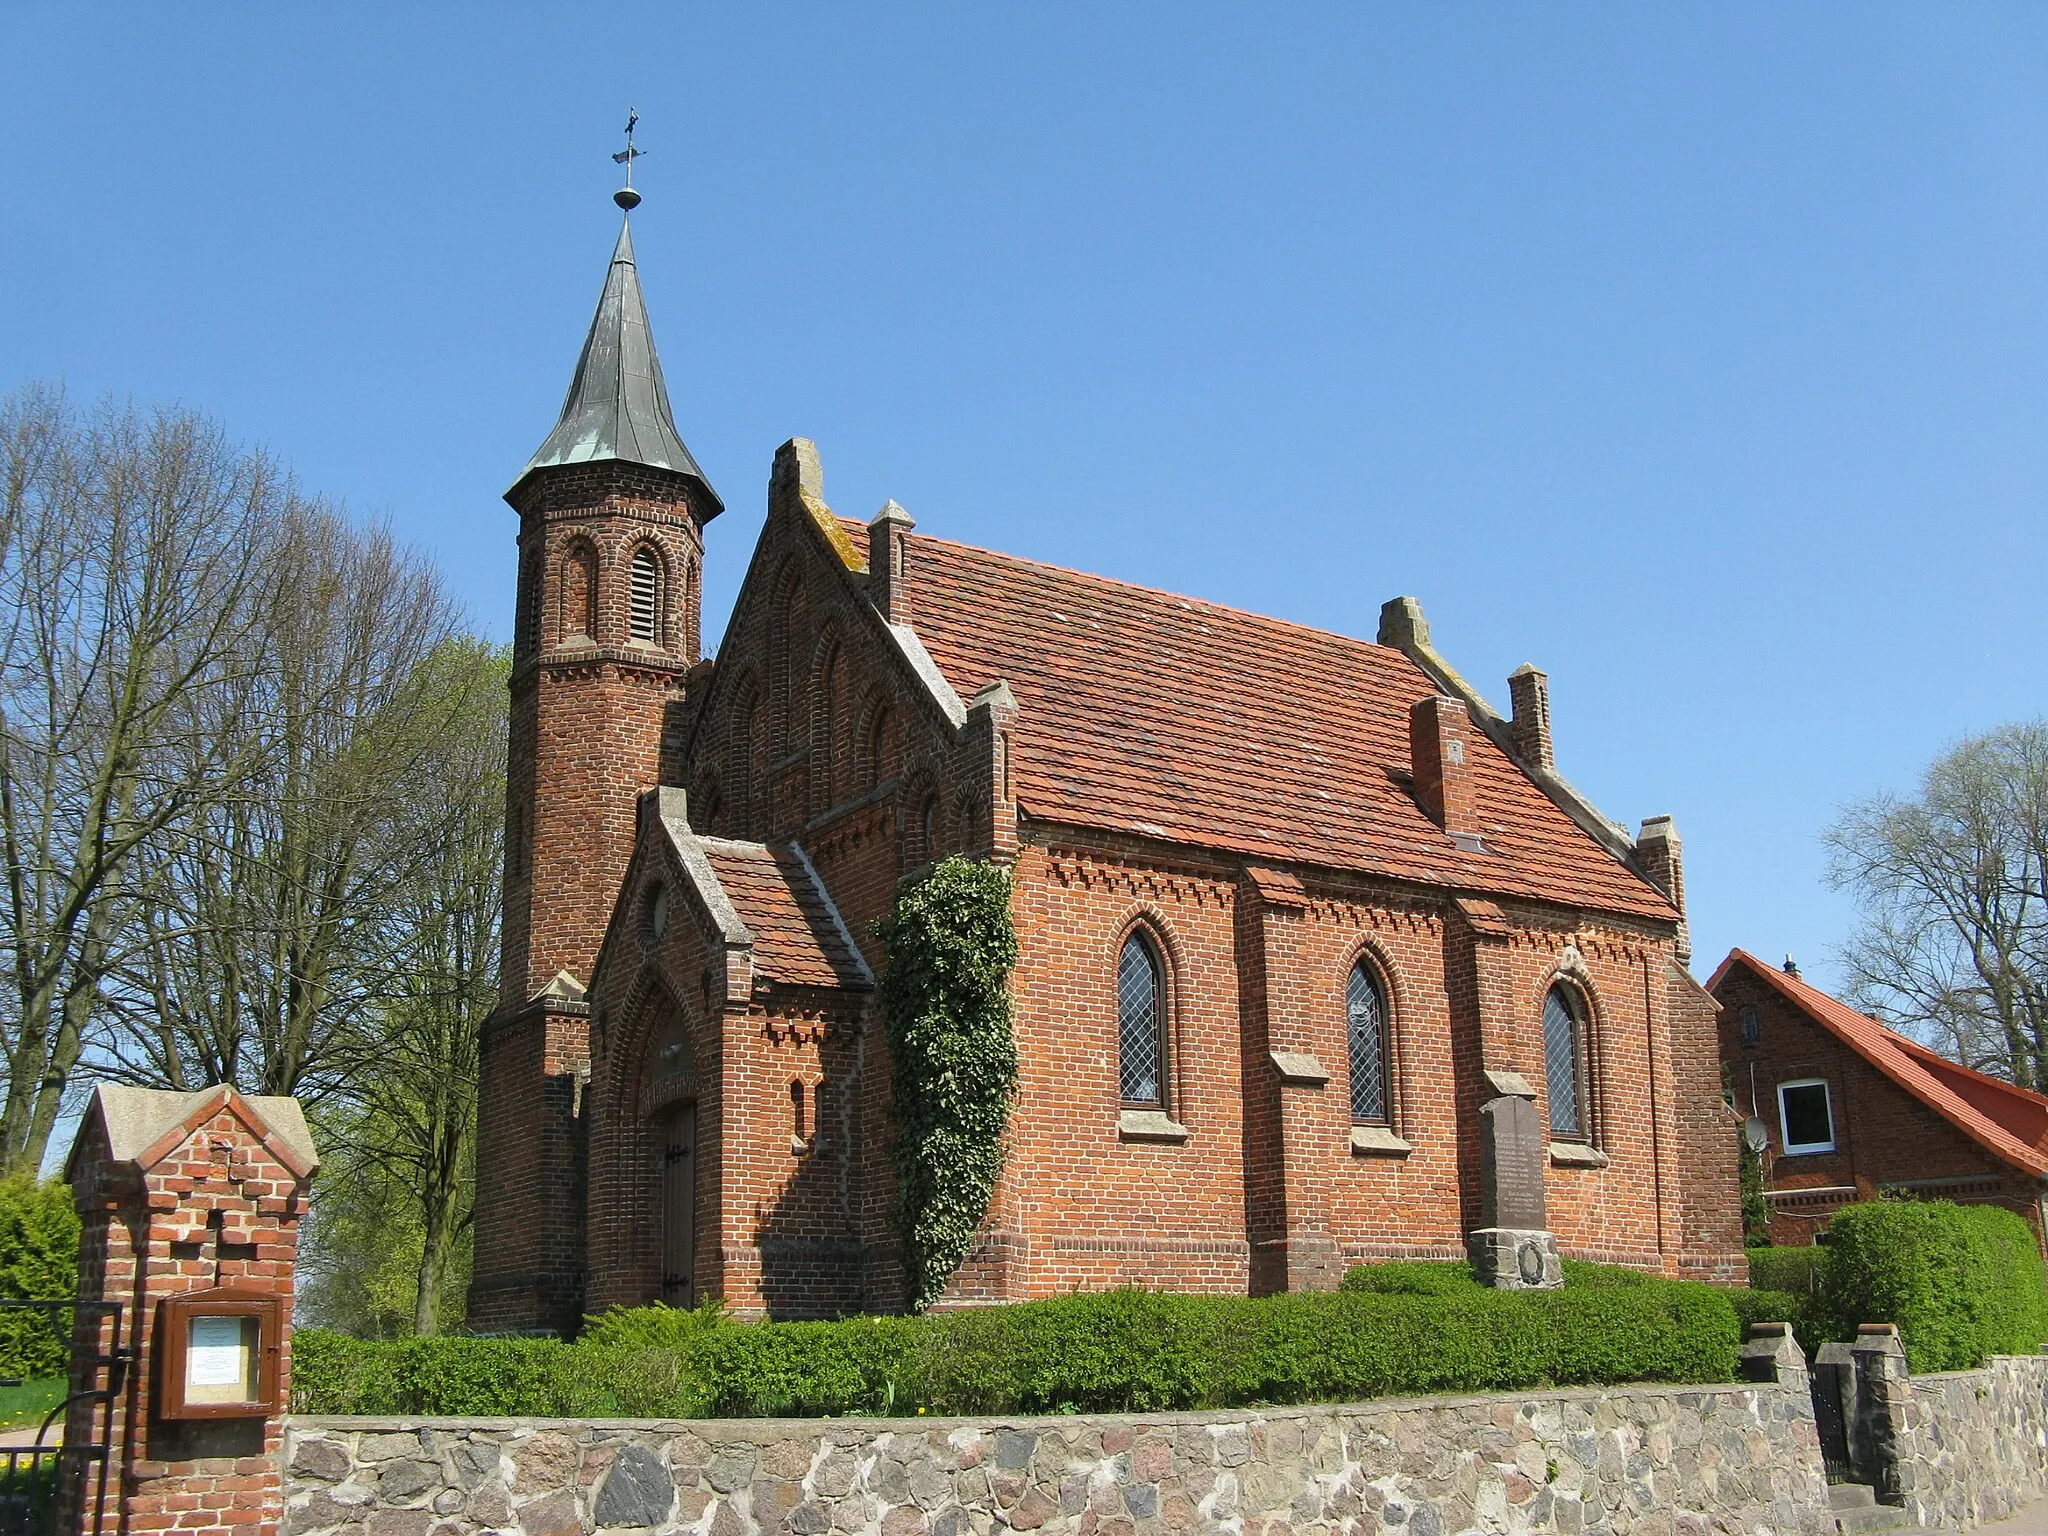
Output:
[
  {"xmin": 0, "ymin": 387, "xmax": 280, "ymax": 1173},
  {"xmin": 103, "ymin": 508, "xmax": 469, "ymax": 1103},
  {"xmin": 1827, "ymin": 721, "xmax": 2048, "ymax": 1086}
]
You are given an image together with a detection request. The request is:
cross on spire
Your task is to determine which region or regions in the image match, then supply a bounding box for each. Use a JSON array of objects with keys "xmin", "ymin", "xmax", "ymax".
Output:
[{"xmin": 612, "ymin": 108, "xmax": 644, "ymax": 210}]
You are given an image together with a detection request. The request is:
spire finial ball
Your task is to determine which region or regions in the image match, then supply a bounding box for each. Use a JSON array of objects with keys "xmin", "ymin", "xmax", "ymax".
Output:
[{"xmin": 614, "ymin": 186, "xmax": 642, "ymax": 212}]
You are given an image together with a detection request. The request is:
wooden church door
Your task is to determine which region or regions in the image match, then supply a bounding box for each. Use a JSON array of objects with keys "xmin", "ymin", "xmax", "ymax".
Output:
[{"xmin": 660, "ymin": 1104, "xmax": 696, "ymax": 1306}]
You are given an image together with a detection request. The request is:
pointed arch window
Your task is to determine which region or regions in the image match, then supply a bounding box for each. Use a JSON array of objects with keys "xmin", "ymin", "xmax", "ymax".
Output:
[
  {"xmin": 1346, "ymin": 961, "xmax": 1390, "ymax": 1124},
  {"xmin": 629, "ymin": 547, "xmax": 662, "ymax": 645},
  {"xmin": 1543, "ymin": 984, "xmax": 1588, "ymax": 1141},
  {"xmin": 1117, "ymin": 931, "xmax": 1165, "ymax": 1107}
]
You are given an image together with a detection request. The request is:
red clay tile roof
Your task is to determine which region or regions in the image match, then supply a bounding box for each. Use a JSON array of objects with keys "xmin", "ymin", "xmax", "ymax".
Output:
[
  {"xmin": 698, "ymin": 837, "xmax": 871, "ymax": 990},
  {"xmin": 1709, "ymin": 949, "xmax": 2048, "ymax": 1176},
  {"xmin": 850, "ymin": 520, "xmax": 1675, "ymax": 921}
]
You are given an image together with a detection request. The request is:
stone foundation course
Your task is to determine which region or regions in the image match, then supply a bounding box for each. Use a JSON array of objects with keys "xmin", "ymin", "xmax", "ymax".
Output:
[{"xmin": 284, "ymin": 1379, "xmax": 1833, "ymax": 1536}]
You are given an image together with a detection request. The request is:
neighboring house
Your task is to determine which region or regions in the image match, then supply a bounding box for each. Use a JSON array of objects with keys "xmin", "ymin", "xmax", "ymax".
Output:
[
  {"xmin": 467, "ymin": 202, "xmax": 1745, "ymax": 1334},
  {"xmin": 1709, "ymin": 948, "xmax": 2048, "ymax": 1249}
]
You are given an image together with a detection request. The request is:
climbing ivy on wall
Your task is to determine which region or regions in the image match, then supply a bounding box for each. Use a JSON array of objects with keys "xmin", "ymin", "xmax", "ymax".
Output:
[{"xmin": 875, "ymin": 855, "xmax": 1019, "ymax": 1312}]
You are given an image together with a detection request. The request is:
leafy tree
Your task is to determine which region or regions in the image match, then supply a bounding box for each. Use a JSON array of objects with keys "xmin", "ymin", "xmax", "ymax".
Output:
[
  {"xmin": 1827, "ymin": 721, "xmax": 2048, "ymax": 1085},
  {"xmin": 335, "ymin": 639, "xmax": 504, "ymax": 1334},
  {"xmin": 0, "ymin": 1177, "xmax": 79, "ymax": 1378}
]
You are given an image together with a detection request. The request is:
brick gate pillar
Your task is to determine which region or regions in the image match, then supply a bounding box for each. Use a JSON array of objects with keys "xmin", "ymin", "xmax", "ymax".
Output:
[{"xmin": 64, "ymin": 1084, "xmax": 318, "ymax": 1536}]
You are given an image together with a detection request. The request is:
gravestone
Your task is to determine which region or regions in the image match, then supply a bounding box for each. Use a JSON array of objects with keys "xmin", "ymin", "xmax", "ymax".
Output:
[{"xmin": 1466, "ymin": 1092, "xmax": 1563, "ymax": 1289}]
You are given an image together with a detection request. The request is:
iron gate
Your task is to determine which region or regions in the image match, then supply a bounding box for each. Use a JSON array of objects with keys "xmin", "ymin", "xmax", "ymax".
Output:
[
  {"xmin": 0, "ymin": 1301, "xmax": 126, "ymax": 1536},
  {"xmin": 1810, "ymin": 1356, "xmax": 1855, "ymax": 1484}
]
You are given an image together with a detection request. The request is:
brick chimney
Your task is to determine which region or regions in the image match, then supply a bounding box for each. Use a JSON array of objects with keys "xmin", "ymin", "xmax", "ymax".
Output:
[
  {"xmin": 1507, "ymin": 664, "xmax": 1552, "ymax": 771},
  {"xmin": 1637, "ymin": 815, "xmax": 1689, "ymax": 963},
  {"xmin": 1410, "ymin": 695, "xmax": 1484, "ymax": 852},
  {"xmin": 868, "ymin": 500, "xmax": 914, "ymax": 623}
]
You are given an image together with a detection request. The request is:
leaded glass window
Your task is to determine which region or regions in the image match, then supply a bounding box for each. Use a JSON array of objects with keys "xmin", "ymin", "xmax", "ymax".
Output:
[
  {"xmin": 1347, "ymin": 962, "xmax": 1389, "ymax": 1123},
  {"xmin": 1117, "ymin": 932, "xmax": 1163, "ymax": 1105},
  {"xmin": 1543, "ymin": 985, "xmax": 1586, "ymax": 1140}
]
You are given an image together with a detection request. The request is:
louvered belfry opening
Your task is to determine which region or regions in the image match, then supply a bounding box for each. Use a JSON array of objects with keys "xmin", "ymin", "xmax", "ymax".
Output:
[{"xmin": 629, "ymin": 548, "xmax": 660, "ymax": 644}]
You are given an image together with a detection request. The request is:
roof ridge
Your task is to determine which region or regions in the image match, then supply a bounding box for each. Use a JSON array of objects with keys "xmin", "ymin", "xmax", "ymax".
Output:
[{"xmin": 832, "ymin": 515, "xmax": 1395, "ymax": 659}]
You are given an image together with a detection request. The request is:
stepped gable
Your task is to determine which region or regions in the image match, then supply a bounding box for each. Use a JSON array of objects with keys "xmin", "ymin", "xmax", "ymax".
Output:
[
  {"xmin": 1712, "ymin": 948, "xmax": 2048, "ymax": 1174},
  {"xmin": 696, "ymin": 836, "xmax": 871, "ymax": 990},
  {"xmin": 839, "ymin": 518, "xmax": 1675, "ymax": 921}
]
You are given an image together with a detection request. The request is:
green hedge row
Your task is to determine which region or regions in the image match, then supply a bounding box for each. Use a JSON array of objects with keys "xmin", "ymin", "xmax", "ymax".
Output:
[
  {"xmin": 1745, "ymin": 1246, "xmax": 1824, "ymax": 1295},
  {"xmin": 1737, "ymin": 1202, "xmax": 2048, "ymax": 1372},
  {"xmin": 1815, "ymin": 1201, "xmax": 2048, "ymax": 1372},
  {"xmin": 294, "ymin": 1274, "xmax": 1739, "ymax": 1419}
]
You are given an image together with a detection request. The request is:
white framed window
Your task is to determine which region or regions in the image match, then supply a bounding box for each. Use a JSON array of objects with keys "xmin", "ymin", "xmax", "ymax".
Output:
[{"xmin": 1777, "ymin": 1078, "xmax": 1835, "ymax": 1155}]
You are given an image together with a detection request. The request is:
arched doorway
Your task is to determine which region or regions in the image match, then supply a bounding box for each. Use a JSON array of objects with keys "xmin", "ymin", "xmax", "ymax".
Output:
[{"xmin": 644, "ymin": 995, "xmax": 699, "ymax": 1307}]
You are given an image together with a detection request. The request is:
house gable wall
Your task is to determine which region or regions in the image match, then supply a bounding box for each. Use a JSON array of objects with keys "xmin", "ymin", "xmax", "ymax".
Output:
[{"xmin": 1713, "ymin": 964, "xmax": 2043, "ymax": 1246}]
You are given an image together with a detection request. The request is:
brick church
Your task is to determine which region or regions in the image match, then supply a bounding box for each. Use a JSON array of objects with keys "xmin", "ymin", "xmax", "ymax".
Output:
[{"xmin": 468, "ymin": 206, "xmax": 1745, "ymax": 1334}]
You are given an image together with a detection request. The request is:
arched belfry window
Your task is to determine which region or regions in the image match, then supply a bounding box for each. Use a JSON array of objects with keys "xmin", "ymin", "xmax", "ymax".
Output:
[
  {"xmin": 1117, "ymin": 931, "xmax": 1165, "ymax": 1107},
  {"xmin": 629, "ymin": 547, "xmax": 662, "ymax": 646},
  {"xmin": 1346, "ymin": 961, "xmax": 1390, "ymax": 1124},
  {"xmin": 1543, "ymin": 984, "xmax": 1588, "ymax": 1141}
]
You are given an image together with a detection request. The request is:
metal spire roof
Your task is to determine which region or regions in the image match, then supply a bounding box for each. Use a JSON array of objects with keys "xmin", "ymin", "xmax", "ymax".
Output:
[{"xmin": 514, "ymin": 218, "xmax": 723, "ymax": 514}]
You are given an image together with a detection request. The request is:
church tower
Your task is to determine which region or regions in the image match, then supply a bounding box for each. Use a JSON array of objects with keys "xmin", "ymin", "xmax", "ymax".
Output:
[{"xmin": 469, "ymin": 188, "xmax": 723, "ymax": 1334}]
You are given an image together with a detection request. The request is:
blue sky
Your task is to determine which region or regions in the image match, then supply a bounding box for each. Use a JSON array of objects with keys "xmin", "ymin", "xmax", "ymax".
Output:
[{"xmin": 4, "ymin": 6, "xmax": 2046, "ymax": 991}]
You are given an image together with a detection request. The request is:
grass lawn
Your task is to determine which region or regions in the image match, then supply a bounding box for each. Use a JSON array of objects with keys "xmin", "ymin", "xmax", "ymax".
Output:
[{"xmin": 0, "ymin": 1378, "xmax": 66, "ymax": 1432}]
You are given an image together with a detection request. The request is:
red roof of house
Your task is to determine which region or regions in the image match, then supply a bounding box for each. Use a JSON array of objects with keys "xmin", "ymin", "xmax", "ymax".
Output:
[
  {"xmin": 699, "ymin": 837, "xmax": 870, "ymax": 990},
  {"xmin": 1709, "ymin": 949, "xmax": 2048, "ymax": 1177},
  {"xmin": 860, "ymin": 522, "xmax": 1676, "ymax": 921}
]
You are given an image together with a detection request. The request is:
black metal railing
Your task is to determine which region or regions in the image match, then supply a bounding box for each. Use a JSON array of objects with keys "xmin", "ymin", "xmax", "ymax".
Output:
[{"xmin": 0, "ymin": 1302, "xmax": 127, "ymax": 1536}]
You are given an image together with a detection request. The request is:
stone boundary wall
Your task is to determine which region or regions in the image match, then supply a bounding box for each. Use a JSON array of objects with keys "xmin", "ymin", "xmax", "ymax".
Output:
[
  {"xmin": 1895, "ymin": 1355, "xmax": 2048, "ymax": 1528},
  {"xmin": 282, "ymin": 1381, "xmax": 1833, "ymax": 1536}
]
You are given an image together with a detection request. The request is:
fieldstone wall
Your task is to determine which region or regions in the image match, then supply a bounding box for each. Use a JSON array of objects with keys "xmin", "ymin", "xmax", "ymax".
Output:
[
  {"xmin": 1895, "ymin": 1355, "xmax": 2048, "ymax": 1528},
  {"xmin": 283, "ymin": 1381, "xmax": 1832, "ymax": 1536}
]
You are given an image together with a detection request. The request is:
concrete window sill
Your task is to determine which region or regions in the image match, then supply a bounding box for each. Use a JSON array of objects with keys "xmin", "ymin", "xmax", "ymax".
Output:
[
  {"xmin": 1549, "ymin": 1141, "xmax": 1609, "ymax": 1169},
  {"xmin": 1118, "ymin": 1109, "xmax": 1190, "ymax": 1144},
  {"xmin": 1268, "ymin": 1050, "xmax": 1330, "ymax": 1086},
  {"xmin": 1350, "ymin": 1125, "xmax": 1413, "ymax": 1157}
]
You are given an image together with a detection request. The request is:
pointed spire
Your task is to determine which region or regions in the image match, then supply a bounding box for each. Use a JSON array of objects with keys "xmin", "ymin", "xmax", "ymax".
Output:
[{"xmin": 514, "ymin": 218, "xmax": 723, "ymax": 515}]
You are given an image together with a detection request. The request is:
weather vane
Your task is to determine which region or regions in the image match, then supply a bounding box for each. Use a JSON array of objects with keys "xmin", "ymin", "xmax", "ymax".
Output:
[{"xmin": 612, "ymin": 108, "xmax": 644, "ymax": 211}]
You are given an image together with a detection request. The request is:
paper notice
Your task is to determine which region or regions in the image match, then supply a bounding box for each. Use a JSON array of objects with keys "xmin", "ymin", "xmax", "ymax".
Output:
[{"xmin": 188, "ymin": 1316, "xmax": 246, "ymax": 1389}]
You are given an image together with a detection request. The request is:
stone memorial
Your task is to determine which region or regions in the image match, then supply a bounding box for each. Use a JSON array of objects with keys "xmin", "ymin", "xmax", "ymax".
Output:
[{"xmin": 1466, "ymin": 1090, "xmax": 1563, "ymax": 1288}]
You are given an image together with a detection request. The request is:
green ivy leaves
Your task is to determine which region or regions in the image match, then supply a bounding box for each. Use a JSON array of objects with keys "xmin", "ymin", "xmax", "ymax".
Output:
[{"xmin": 874, "ymin": 856, "xmax": 1019, "ymax": 1312}]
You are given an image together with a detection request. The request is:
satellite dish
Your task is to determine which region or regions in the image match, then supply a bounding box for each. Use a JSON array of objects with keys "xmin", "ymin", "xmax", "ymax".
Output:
[{"xmin": 1742, "ymin": 1117, "xmax": 1770, "ymax": 1153}]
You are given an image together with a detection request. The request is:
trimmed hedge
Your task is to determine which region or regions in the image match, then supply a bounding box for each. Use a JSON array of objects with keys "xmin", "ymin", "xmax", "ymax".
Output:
[
  {"xmin": 1816, "ymin": 1200, "xmax": 2048, "ymax": 1372},
  {"xmin": 295, "ymin": 1278, "xmax": 1739, "ymax": 1418},
  {"xmin": 1745, "ymin": 1247, "xmax": 1825, "ymax": 1295}
]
